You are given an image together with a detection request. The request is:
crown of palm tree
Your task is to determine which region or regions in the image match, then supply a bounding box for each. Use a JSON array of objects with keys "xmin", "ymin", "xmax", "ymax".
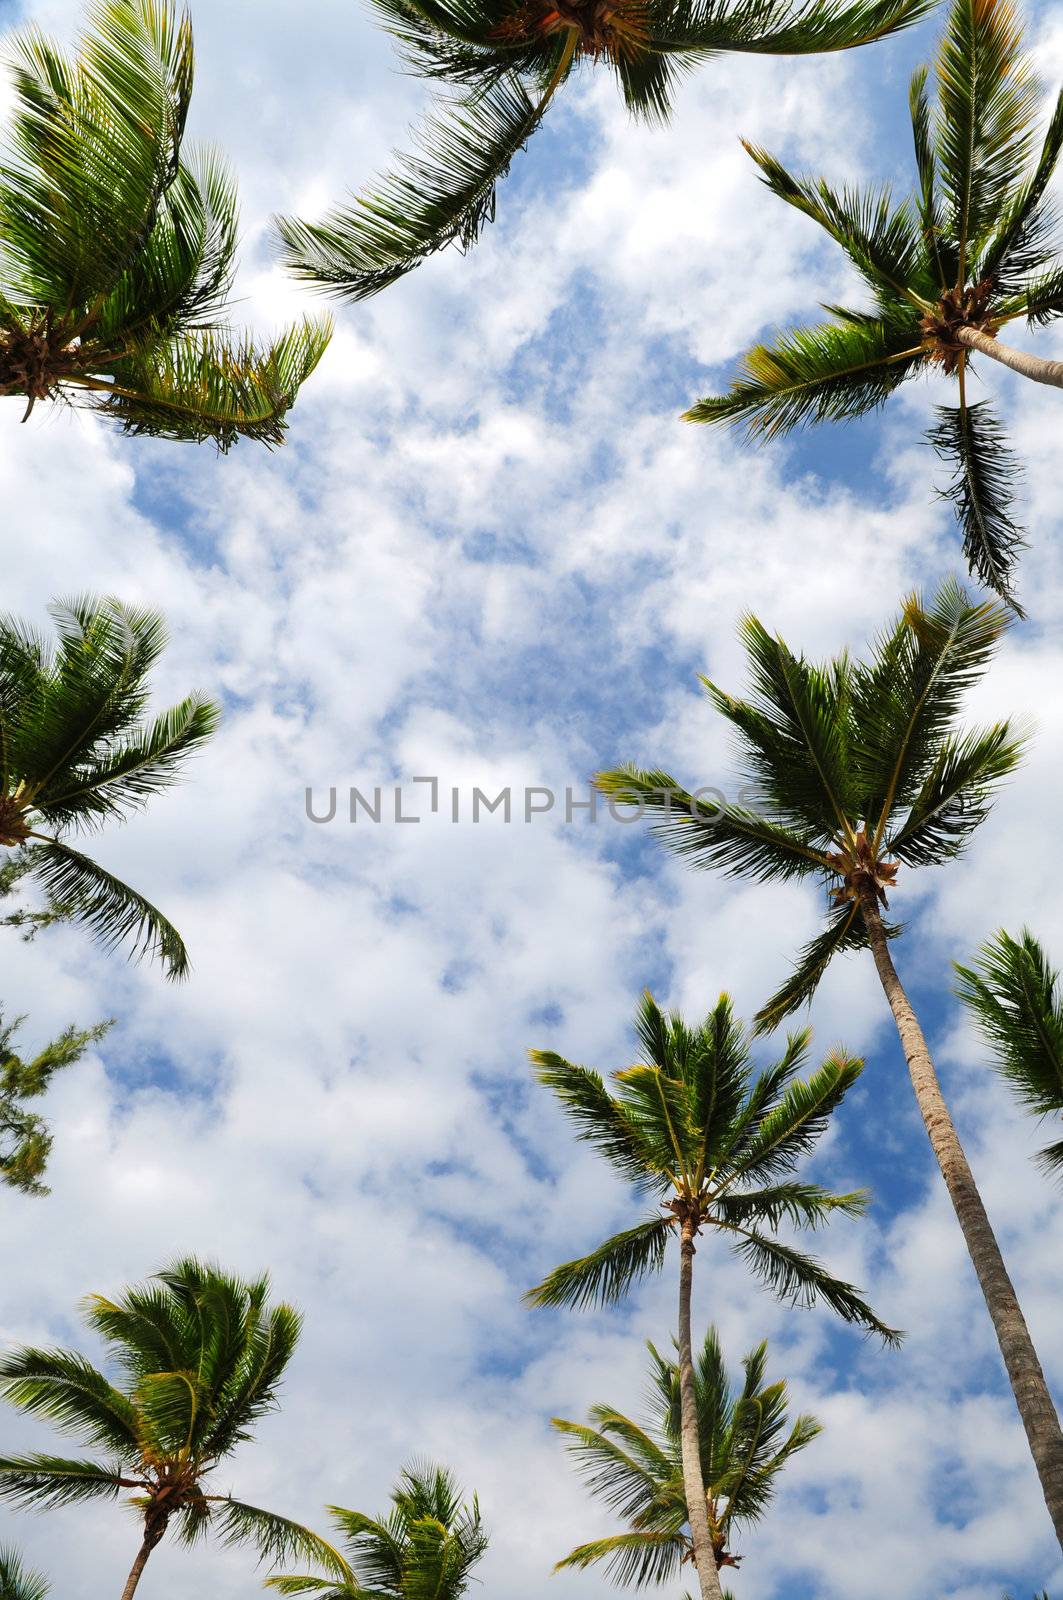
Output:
[
  {"xmin": 0, "ymin": 595, "xmax": 220, "ymax": 980},
  {"xmin": 267, "ymin": 1461, "xmax": 488, "ymax": 1600},
  {"xmin": 0, "ymin": 1008, "xmax": 112, "ymax": 1195},
  {"xmin": 956, "ymin": 928, "xmax": 1063, "ymax": 1176},
  {"xmin": 0, "ymin": 1260, "xmax": 342, "ymax": 1593},
  {"xmin": 273, "ymin": 0, "xmax": 932, "ymax": 303},
  {"xmin": 0, "ymin": 1547, "xmax": 49, "ymax": 1600},
  {"xmin": 686, "ymin": 0, "xmax": 1063, "ymax": 609},
  {"xmin": 525, "ymin": 991, "xmax": 897, "ymax": 1340},
  {"xmin": 554, "ymin": 1326, "xmax": 819, "ymax": 1580},
  {"xmin": 0, "ymin": 0, "xmax": 331, "ymax": 447},
  {"xmin": 596, "ymin": 580, "xmax": 1026, "ymax": 1033}
]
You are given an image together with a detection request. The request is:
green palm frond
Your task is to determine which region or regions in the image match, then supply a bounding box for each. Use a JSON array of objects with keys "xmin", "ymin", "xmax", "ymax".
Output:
[
  {"xmin": 935, "ymin": 0, "xmax": 1038, "ymax": 274},
  {"xmin": 594, "ymin": 766, "xmax": 832, "ymax": 882},
  {"xmin": 927, "ymin": 403, "xmax": 1027, "ymax": 608},
  {"xmin": 725, "ymin": 1227, "xmax": 902, "ymax": 1342},
  {"xmin": 955, "ymin": 929, "xmax": 1063, "ymax": 1175},
  {"xmin": 529, "ymin": 1050, "xmax": 661, "ymax": 1192},
  {"xmin": 886, "ymin": 719, "xmax": 1025, "ymax": 865},
  {"xmin": 0, "ymin": 1454, "xmax": 128, "ymax": 1510},
  {"xmin": 716, "ymin": 1180, "xmax": 869, "ymax": 1231},
  {"xmin": 753, "ymin": 902, "xmax": 872, "ymax": 1034},
  {"xmin": 525, "ymin": 1216, "xmax": 674, "ymax": 1310},
  {"xmin": 97, "ymin": 315, "xmax": 332, "ymax": 449},
  {"xmin": 684, "ymin": 313, "xmax": 924, "ymax": 437},
  {"xmin": 274, "ymin": 73, "xmax": 555, "ymax": 302},
  {"xmin": 0, "ymin": 1348, "xmax": 137, "ymax": 1451},
  {"xmin": 22, "ymin": 840, "xmax": 190, "ymax": 980},
  {"xmin": 0, "ymin": 1547, "xmax": 49, "ymax": 1600}
]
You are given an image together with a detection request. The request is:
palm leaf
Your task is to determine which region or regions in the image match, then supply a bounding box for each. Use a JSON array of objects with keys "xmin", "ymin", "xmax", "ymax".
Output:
[
  {"xmin": 955, "ymin": 929, "xmax": 1063, "ymax": 1175},
  {"xmin": 723, "ymin": 1227, "xmax": 901, "ymax": 1342},
  {"xmin": 524, "ymin": 1216, "xmax": 673, "ymax": 1310},
  {"xmin": 926, "ymin": 402, "xmax": 1026, "ymax": 608},
  {"xmin": 22, "ymin": 839, "xmax": 190, "ymax": 979},
  {"xmin": 273, "ymin": 73, "xmax": 555, "ymax": 302}
]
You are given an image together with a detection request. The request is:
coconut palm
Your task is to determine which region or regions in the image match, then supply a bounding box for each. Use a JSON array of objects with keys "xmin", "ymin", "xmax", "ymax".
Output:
[
  {"xmin": 0, "ymin": 1548, "xmax": 48, "ymax": 1600},
  {"xmin": 595, "ymin": 579, "xmax": 1063, "ymax": 1552},
  {"xmin": 274, "ymin": 0, "xmax": 933, "ymax": 303},
  {"xmin": 267, "ymin": 1461, "xmax": 487, "ymax": 1599},
  {"xmin": 0, "ymin": 1008, "xmax": 112, "ymax": 1195},
  {"xmin": 956, "ymin": 928, "xmax": 1063, "ymax": 1177},
  {"xmin": 0, "ymin": 1259, "xmax": 341, "ymax": 1600},
  {"xmin": 686, "ymin": 0, "xmax": 1063, "ymax": 609},
  {"xmin": 525, "ymin": 991, "xmax": 895, "ymax": 1600},
  {"xmin": 554, "ymin": 1326, "xmax": 819, "ymax": 1583},
  {"xmin": 0, "ymin": 0, "xmax": 331, "ymax": 447},
  {"xmin": 0, "ymin": 595, "xmax": 220, "ymax": 981}
]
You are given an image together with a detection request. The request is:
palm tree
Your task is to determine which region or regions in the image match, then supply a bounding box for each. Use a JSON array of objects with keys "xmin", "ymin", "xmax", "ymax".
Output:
[
  {"xmin": 0, "ymin": 595, "xmax": 220, "ymax": 980},
  {"xmin": 525, "ymin": 990, "xmax": 896, "ymax": 1600},
  {"xmin": 266, "ymin": 1461, "xmax": 487, "ymax": 1600},
  {"xmin": 0, "ymin": 1548, "xmax": 48, "ymax": 1600},
  {"xmin": 554, "ymin": 1325, "xmax": 819, "ymax": 1583},
  {"xmin": 0, "ymin": 1008, "xmax": 112, "ymax": 1194},
  {"xmin": 595, "ymin": 579, "xmax": 1063, "ymax": 1552},
  {"xmin": 0, "ymin": 0, "xmax": 331, "ymax": 447},
  {"xmin": 956, "ymin": 929, "xmax": 1063, "ymax": 1177},
  {"xmin": 686, "ymin": 0, "xmax": 1063, "ymax": 609},
  {"xmin": 274, "ymin": 0, "xmax": 933, "ymax": 302},
  {"xmin": 0, "ymin": 1259, "xmax": 341, "ymax": 1600}
]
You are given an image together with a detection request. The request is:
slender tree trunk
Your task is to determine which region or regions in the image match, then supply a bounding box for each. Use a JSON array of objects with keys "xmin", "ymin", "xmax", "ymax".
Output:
[
  {"xmin": 120, "ymin": 1518, "xmax": 167, "ymax": 1600},
  {"xmin": 955, "ymin": 325, "xmax": 1063, "ymax": 389},
  {"xmin": 861, "ymin": 896, "xmax": 1063, "ymax": 1552},
  {"xmin": 677, "ymin": 1220, "xmax": 726, "ymax": 1600}
]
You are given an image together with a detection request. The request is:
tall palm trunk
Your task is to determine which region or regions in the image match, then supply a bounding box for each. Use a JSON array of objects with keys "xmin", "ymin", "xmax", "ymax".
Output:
[
  {"xmin": 861, "ymin": 896, "xmax": 1063, "ymax": 1551},
  {"xmin": 120, "ymin": 1516, "xmax": 167, "ymax": 1600},
  {"xmin": 677, "ymin": 1219, "xmax": 726, "ymax": 1600},
  {"xmin": 955, "ymin": 325, "xmax": 1063, "ymax": 390}
]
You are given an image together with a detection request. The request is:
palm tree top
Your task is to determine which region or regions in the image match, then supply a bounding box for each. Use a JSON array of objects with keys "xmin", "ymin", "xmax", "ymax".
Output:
[
  {"xmin": 686, "ymin": 0, "xmax": 1063, "ymax": 607},
  {"xmin": 0, "ymin": 0, "xmax": 330, "ymax": 446},
  {"xmin": 0, "ymin": 595, "xmax": 219, "ymax": 979},
  {"xmin": 0, "ymin": 1547, "xmax": 49, "ymax": 1600},
  {"xmin": 595, "ymin": 580, "xmax": 1026, "ymax": 1031},
  {"xmin": 275, "ymin": 0, "xmax": 933, "ymax": 303},
  {"xmin": 956, "ymin": 927, "xmax": 1063, "ymax": 1175},
  {"xmin": 0, "ymin": 1258, "xmax": 337, "ymax": 1573},
  {"xmin": 554, "ymin": 1325, "xmax": 819, "ymax": 1580},
  {"xmin": 526, "ymin": 990, "xmax": 899, "ymax": 1340},
  {"xmin": 267, "ymin": 1460, "xmax": 488, "ymax": 1599}
]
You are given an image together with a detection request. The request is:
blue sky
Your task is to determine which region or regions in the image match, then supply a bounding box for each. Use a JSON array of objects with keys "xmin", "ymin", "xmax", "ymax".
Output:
[{"xmin": 1, "ymin": 1, "xmax": 1063, "ymax": 1597}]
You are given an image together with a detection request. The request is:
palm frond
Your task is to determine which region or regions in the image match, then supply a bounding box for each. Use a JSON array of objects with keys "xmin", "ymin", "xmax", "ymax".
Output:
[
  {"xmin": 685, "ymin": 311, "xmax": 924, "ymax": 437},
  {"xmin": 273, "ymin": 74, "xmax": 553, "ymax": 302},
  {"xmin": 0, "ymin": 1546, "xmax": 49, "ymax": 1600},
  {"xmin": 887, "ymin": 718, "xmax": 1025, "ymax": 865},
  {"xmin": 95, "ymin": 316, "xmax": 331, "ymax": 448},
  {"xmin": 753, "ymin": 901, "xmax": 873, "ymax": 1034},
  {"xmin": 0, "ymin": 1454, "xmax": 127, "ymax": 1510},
  {"xmin": 955, "ymin": 928, "xmax": 1063, "ymax": 1175},
  {"xmin": 529, "ymin": 1050, "xmax": 662, "ymax": 1192},
  {"xmin": 935, "ymin": 0, "xmax": 1039, "ymax": 274},
  {"xmin": 724, "ymin": 1227, "xmax": 901, "ymax": 1343},
  {"xmin": 524, "ymin": 1216, "xmax": 673, "ymax": 1310},
  {"xmin": 594, "ymin": 765, "xmax": 832, "ymax": 882},
  {"xmin": 926, "ymin": 402, "xmax": 1026, "ymax": 608},
  {"xmin": 0, "ymin": 1348, "xmax": 136, "ymax": 1452},
  {"xmin": 22, "ymin": 839, "xmax": 190, "ymax": 979}
]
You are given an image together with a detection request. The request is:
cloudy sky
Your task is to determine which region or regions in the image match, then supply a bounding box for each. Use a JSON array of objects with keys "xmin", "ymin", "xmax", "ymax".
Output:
[{"xmin": 1, "ymin": 0, "xmax": 1062, "ymax": 1595}]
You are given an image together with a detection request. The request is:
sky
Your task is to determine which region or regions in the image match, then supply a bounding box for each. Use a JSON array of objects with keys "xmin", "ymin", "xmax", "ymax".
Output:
[{"xmin": 1, "ymin": 0, "xmax": 1063, "ymax": 1597}]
